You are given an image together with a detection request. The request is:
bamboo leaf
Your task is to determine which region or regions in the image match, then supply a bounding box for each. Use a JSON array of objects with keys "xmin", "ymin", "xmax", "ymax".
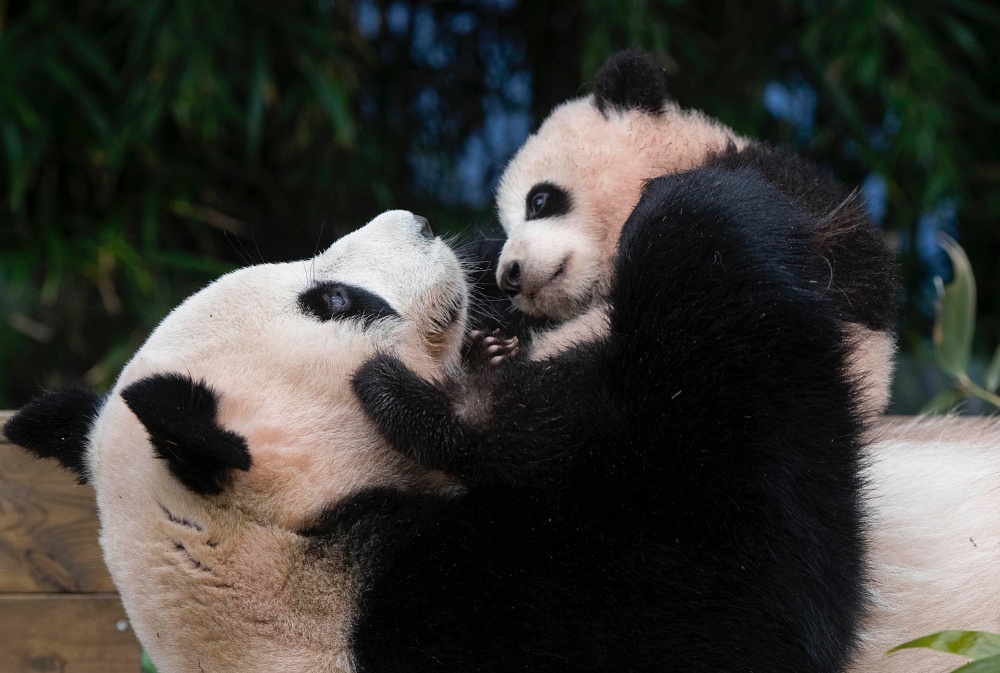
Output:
[
  {"xmin": 933, "ymin": 235, "xmax": 977, "ymax": 378},
  {"xmin": 889, "ymin": 630, "xmax": 1000, "ymax": 660},
  {"xmin": 298, "ymin": 57, "xmax": 355, "ymax": 144},
  {"xmin": 985, "ymin": 344, "xmax": 1000, "ymax": 393},
  {"xmin": 57, "ymin": 23, "xmax": 120, "ymax": 90},
  {"xmin": 920, "ymin": 389, "xmax": 965, "ymax": 415},
  {"xmin": 950, "ymin": 653, "xmax": 1000, "ymax": 673},
  {"xmin": 245, "ymin": 36, "xmax": 269, "ymax": 162}
]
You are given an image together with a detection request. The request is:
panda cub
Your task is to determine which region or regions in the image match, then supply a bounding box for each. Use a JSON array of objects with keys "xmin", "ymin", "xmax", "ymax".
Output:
[
  {"xmin": 478, "ymin": 50, "xmax": 897, "ymax": 414},
  {"xmin": 7, "ymin": 174, "xmax": 869, "ymax": 672},
  {"xmin": 349, "ymin": 167, "xmax": 869, "ymax": 672}
]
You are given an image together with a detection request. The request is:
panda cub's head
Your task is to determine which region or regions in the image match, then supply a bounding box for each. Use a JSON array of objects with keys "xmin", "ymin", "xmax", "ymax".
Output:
[
  {"xmin": 494, "ymin": 50, "xmax": 744, "ymax": 320},
  {"xmin": 5, "ymin": 210, "xmax": 467, "ymax": 673}
]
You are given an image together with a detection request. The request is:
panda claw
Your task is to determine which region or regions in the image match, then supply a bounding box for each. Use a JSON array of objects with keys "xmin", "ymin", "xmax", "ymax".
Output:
[{"xmin": 468, "ymin": 329, "xmax": 519, "ymax": 367}]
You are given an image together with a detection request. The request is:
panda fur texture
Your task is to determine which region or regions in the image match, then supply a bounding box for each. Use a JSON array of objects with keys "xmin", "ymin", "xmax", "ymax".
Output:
[
  {"xmin": 346, "ymin": 167, "xmax": 873, "ymax": 673},
  {"xmin": 483, "ymin": 49, "xmax": 898, "ymax": 416},
  {"xmin": 5, "ymin": 170, "xmax": 880, "ymax": 673}
]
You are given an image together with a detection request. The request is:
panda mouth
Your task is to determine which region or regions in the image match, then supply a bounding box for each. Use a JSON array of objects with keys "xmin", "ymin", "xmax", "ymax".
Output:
[{"xmin": 550, "ymin": 258, "xmax": 569, "ymax": 282}]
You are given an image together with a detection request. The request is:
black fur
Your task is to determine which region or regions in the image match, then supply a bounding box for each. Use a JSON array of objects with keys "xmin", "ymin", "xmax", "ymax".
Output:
[
  {"xmin": 705, "ymin": 141, "xmax": 899, "ymax": 332},
  {"xmin": 525, "ymin": 182, "xmax": 573, "ymax": 221},
  {"xmin": 3, "ymin": 387, "xmax": 103, "ymax": 482},
  {"xmin": 339, "ymin": 168, "xmax": 870, "ymax": 672},
  {"xmin": 594, "ymin": 49, "xmax": 670, "ymax": 116},
  {"xmin": 120, "ymin": 373, "xmax": 251, "ymax": 495},
  {"xmin": 299, "ymin": 282, "xmax": 400, "ymax": 327}
]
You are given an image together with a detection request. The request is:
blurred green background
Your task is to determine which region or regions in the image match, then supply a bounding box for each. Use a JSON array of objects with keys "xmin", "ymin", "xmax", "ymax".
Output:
[{"xmin": 1, "ymin": 0, "xmax": 998, "ymax": 412}]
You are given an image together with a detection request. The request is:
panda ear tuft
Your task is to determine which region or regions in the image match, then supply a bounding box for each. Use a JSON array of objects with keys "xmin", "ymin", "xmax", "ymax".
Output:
[
  {"xmin": 4, "ymin": 387, "xmax": 103, "ymax": 483},
  {"xmin": 593, "ymin": 49, "xmax": 670, "ymax": 117},
  {"xmin": 121, "ymin": 373, "xmax": 251, "ymax": 496}
]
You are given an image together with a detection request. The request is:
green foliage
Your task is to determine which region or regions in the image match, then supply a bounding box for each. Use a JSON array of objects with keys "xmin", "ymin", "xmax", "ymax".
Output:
[
  {"xmin": 0, "ymin": 0, "xmax": 371, "ymax": 405},
  {"xmin": 890, "ymin": 630, "xmax": 1000, "ymax": 672},
  {"xmin": 923, "ymin": 236, "xmax": 1000, "ymax": 413},
  {"xmin": 934, "ymin": 235, "xmax": 977, "ymax": 378},
  {"xmin": 2, "ymin": 0, "xmax": 999, "ymax": 410}
]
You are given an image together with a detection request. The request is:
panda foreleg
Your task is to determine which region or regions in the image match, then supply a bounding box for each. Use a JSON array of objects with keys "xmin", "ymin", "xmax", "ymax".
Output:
[
  {"xmin": 353, "ymin": 353, "xmax": 487, "ymax": 478},
  {"xmin": 353, "ymin": 352, "xmax": 572, "ymax": 486}
]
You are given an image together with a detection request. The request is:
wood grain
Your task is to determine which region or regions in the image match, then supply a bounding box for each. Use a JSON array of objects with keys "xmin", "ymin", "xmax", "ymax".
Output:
[
  {"xmin": 0, "ymin": 412, "xmax": 114, "ymax": 593},
  {"xmin": 0, "ymin": 594, "xmax": 140, "ymax": 672}
]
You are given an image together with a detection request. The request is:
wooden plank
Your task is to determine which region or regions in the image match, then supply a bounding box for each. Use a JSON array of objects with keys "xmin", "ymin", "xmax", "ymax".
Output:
[
  {"xmin": 0, "ymin": 594, "xmax": 140, "ymax": 672},
  {"xmin": 0, "ymin": 411, "xmax": 115, "ymax": 593}
]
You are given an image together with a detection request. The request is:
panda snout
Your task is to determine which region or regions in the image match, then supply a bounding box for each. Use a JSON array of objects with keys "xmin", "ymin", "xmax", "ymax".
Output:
[
  {"xmin": 499, "ymin": 260, "xmax": 521, "ymax": 295},
  {"xmin": 414, "ymin": 215, "xmax": 434, "ymax": 239}
]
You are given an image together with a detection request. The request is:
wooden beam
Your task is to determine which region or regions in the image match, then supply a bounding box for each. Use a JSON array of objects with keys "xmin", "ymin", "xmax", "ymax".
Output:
[
  {"xmin": 0, "ymin": 410, "xmax": 115, "ymax": 593},
  {"xmin": 0, "ymin": 594, "xmax": 140, "ymax": 672}
]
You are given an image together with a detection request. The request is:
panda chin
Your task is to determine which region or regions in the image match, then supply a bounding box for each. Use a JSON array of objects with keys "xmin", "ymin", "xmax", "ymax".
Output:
[{"xmin": 513, "ymin": 273, "xmax": 597, "ymax": 323}]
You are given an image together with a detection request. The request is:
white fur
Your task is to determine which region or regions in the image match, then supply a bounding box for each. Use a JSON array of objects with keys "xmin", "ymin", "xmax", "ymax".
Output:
[
  {"xmin": 87, "ymin": 211, "xmax": 468, "ymax": 673},
  {"xmin": 852, "ymin": 416, "xmax": 1000, "ymax": 672}
]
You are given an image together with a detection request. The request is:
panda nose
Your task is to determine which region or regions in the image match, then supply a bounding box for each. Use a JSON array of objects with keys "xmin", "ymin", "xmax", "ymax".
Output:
[
  {"xmin": 414, "ymin": 215, "xmax": 434, "ymax": 239},
  {"xmin": 499, "ymin": 261, "xmax": 521, "ymax": 295}
]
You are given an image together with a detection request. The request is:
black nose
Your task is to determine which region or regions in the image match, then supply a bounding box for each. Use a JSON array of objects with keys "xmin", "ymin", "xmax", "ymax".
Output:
[
  {"xmin": 415, "ymin": 215, "xmax": 434, "ymax": 239},
  {"xmin": 499, "ymin": 261, "xmax": 521, "ymax": 295}
]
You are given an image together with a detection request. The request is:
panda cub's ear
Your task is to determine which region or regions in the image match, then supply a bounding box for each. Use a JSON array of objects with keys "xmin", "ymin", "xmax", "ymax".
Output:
[
  {"xmin": 121, "ymin": 373, "xmax": 251, "ymax": 496},
  {"xmin": 4, "ymin": 387, "xmax": 104, "ymax": 483},
  {"xmin": 593, "ymin": 49, "xmax": 670, "ymax": 117}
]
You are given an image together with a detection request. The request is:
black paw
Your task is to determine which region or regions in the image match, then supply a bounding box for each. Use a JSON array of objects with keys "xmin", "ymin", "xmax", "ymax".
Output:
[
  {"xmin": 468, "ymin": 329, "xmax": 519, "ymax": 367},
  {"xmin": 352, "ymin": 354, "xmax": 411, "ymax": 416}
]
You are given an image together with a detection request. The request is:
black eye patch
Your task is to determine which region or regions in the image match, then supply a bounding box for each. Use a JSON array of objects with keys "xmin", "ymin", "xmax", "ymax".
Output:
[
  {"xmin": 299, "ymin": 282, "xmax": 399, "ymax": 328},
  {"xmin": 525, "ymin": 182, "xmax": 572, "ymax": 221}
]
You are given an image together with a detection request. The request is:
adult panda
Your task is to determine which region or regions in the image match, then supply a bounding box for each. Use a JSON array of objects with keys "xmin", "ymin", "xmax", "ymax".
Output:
[
  {"xmin": 480, "ymin": 50, "xmax": 897, "ymax": 415},
  {"xmin": 6, "ymin": 170, "xmax": 877, "ymax": 673}
]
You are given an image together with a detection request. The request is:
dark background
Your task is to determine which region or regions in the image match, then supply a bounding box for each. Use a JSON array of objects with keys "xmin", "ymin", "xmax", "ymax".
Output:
[{"xmin": 1, "ymin": 0, "xmax": 998, "ymax": 412}]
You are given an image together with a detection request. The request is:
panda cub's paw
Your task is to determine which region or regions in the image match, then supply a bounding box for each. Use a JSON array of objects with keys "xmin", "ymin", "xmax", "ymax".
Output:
[{"xmin": 467, "ymin": 329, "xmax": 519, "ymax": 368}]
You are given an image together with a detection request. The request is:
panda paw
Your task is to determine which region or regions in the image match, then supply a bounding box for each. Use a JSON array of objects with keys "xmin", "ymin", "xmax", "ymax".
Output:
[{"xmin": 468, "ymin": 329, "xmax": 519, "ymax": 367}]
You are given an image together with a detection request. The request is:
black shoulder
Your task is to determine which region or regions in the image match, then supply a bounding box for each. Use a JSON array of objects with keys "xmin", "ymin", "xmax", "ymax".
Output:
[
  {"xmin": 705, "ymin": 142, "xmax": 899, "ymax": 331},
  {"xmin": 593, "ymin": 49, "xmax": 670, "ymax": 117}
]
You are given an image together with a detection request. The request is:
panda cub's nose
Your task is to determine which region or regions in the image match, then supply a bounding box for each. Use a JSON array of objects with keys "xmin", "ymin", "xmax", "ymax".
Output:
[{"xmin": 499, "ymin": 261, "xmax": 521, "ymax": 295}]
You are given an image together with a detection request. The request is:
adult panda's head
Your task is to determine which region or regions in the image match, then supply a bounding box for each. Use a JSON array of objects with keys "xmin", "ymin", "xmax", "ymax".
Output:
[
  {"xmin": 494, "ymin": 49, "xmax": 745, "ymax": 320},
  {"xmin": 4, "ymin": 210, "xmax": 467, "ymax": 673}
]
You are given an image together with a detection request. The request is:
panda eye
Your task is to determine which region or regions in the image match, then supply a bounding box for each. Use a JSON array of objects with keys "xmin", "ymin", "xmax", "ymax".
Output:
[
  {"xmin": 325, "ymin": 288, "xmax": 349, "ymax": 315},
  {"xmin": 298, "ymin": 282, "xmax": 400, "ymax": 327},
  {"xmin": 530, "ymin": 192, "xmax": 548, "ymax": 216},
  {"xmin": 525, "ymin": 182, "xmax": 572, "ymax": 221}
]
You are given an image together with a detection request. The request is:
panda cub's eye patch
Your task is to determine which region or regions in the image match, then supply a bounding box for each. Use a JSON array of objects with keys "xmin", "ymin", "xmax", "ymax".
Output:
[
  {"xmin": 525, "ymin": 182, "xmax": 572, "ymax": 221},
  {"xmin": 299, "ymin": 282, "xmax": 399, "ymax": 327}
]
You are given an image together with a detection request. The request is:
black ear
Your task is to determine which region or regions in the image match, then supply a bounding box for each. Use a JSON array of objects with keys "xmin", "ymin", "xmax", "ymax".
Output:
[
  {"xmin": 120, "ymin": 373, "xmax": 251, "ymax": 495},
  {"xmin": 3, "ymin": 387, "xmax": 103, "ymax": 483},
  {"xmin": 593, "ymin": 49, "xmax": 670, "ymax": 116}
]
